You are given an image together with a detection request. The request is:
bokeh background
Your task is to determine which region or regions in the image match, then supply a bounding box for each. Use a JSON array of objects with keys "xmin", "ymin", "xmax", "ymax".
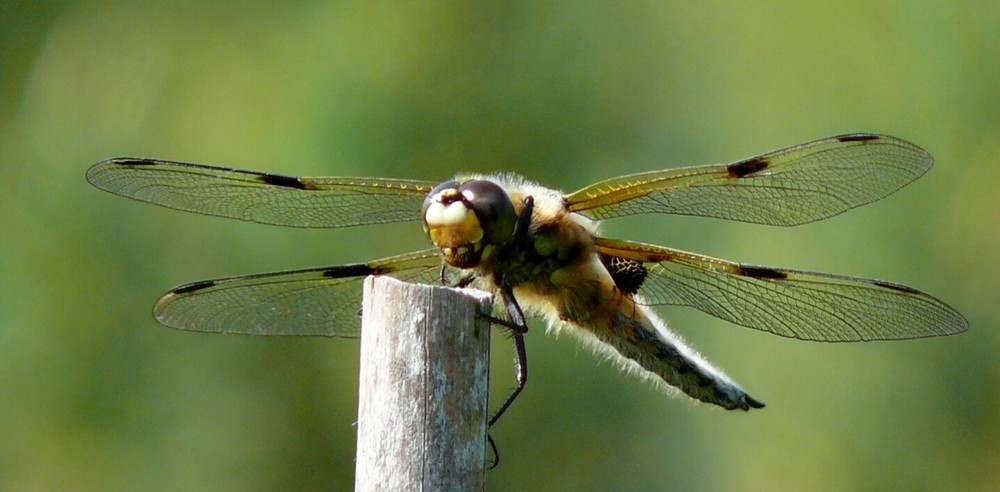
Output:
[{"xmin": 2, "ymin": 1, "xmax": 997, "ymax": 491}]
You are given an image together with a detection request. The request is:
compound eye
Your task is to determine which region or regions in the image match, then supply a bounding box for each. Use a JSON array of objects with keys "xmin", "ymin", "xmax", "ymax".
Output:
[
  {"xmin": 459, "ymin": 180, "xmax": 516, "ymax": 244},
  {"xmin": 422, "ymin": 180, "xmax": 459, "ymax": 220},
  {"xmin": 428, "ymin": 180, "xmax": 461, "ymax": 198}
]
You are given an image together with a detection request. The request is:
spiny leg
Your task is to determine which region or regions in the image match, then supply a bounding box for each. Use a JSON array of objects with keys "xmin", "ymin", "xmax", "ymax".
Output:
[
  {"xmin": 486, "ymin": 286, "xmax": 529, "ymax": 425},
  {"xmin": 486, "ymin": 195, "xmax": 535, "ymax": 468},
  {"xmin": 489, "ymin": 195, "xmax": 534, "ymax": 427},
  {"xmin": 485, "ymin": 286, "xmax": 528, "ymax": 469}
]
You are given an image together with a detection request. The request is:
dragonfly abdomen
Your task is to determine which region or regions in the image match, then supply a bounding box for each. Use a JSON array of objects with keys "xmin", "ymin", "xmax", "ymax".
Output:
[{"xmin": 576, "ymin": 297, "xmax": 765, "ymax": 411}]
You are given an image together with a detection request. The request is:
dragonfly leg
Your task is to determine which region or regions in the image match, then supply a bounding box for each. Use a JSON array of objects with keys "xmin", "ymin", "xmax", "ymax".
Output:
[
  {"xmin": 482, "ymin": 284, "xmax": 529, "ymax": 469},
  {"xmin": 489, "ymin": 331, "xmax": 527, "ymax": 428},
  {"xmin": 511, "ymin": 196, "xmax": 534, "ymax": 245},
  {"xmin": 485, "ymin": 330, "xmax": 527, "ymax": 470},
  {"xmin": 451, "ymin": 270, "xmax": 477, "ymax": 289},
  {"xmin": 484, "ymin": 195, "xmax": 535, "ymax": 467},
  {"xmin": 488, "ymin": 285, "xmax": 529, "ymax": 427}
]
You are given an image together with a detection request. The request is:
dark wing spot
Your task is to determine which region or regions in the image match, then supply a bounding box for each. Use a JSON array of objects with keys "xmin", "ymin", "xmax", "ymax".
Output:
[
  {"xmin": 322, "ymin": 263, "xmax": 379, "ymax": 278},
  {"xmin": 726, "ymin": 157, "xmax": 770, "ymax": 178},
  {"xmin": 736, "ymin": 265, "xmax": 789, "ymax": 280},
  {"xmin": 600, "ymin": 254, "xmax": 648, "ymax": 295},
  {"xmin": 837, "ymin": 134, "xmax": 880, "ymax": 143},
  {"xmin": 113, "ymin": 158, "xmax": 157, "ymax": 166},
  {"xmin": 172, "ymin": 279, "xmax": 217, "ymax": 294},
  {"xmin": 873, "ymin": 279, "xmax": 920, "ymax": 294},
  {"xmin": 258, "ymin": 173, "xmax": 313, "ymax": 190}
]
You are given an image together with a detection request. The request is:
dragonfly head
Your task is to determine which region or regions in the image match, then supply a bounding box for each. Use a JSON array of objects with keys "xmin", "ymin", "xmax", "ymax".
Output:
[{"xmin": 422, "ymin": 179, "xmax": 517, "ymax": 269}]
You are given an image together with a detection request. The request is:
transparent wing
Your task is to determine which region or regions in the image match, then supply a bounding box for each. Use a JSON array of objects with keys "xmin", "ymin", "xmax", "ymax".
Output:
[
  {"xmin": 153, "ymin": 249, "xmax": 448, "ymax": 337},
  {"xmin": 87, "ymin": 158, "xmax": 437, "ymax": 228},
  {"xmin": 595, "ymin": 238, "xmax": 967, "ymax": 342},
  {"xmin": 567, "ymin": 134, "xmax": 932, "ymax": 226}
]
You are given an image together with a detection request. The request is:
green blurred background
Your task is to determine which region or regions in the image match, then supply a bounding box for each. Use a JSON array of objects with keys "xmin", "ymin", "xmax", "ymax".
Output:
[{"xmin": 2, "ymin": 1, "xmax": 997, "ymax": 490}]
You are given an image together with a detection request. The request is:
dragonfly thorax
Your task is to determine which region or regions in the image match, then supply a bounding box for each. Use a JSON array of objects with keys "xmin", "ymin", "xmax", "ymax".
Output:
[{"xmin": 422, "ymin": 179, "xmax": 517, "ymax": 269}]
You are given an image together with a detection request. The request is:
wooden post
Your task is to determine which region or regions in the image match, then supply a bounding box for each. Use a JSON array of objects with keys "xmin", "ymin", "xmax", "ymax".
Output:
[{"xmin": 355, "ymin": 276, "xmax": 493, "ymax": 491}]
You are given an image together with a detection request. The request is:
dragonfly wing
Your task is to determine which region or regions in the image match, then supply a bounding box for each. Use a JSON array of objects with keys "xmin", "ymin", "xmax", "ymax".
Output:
[
  {"xmin": 87, "ymin": 158, "xmax": 437, "ymax": 228},
  {"xmin": 567, "ymin": 134, "xmax": 932, "ymax": 226},
  {"xmin": 153, "ymin": 249, "xmax": 447, "ymax": 337},
  {"xmin": 595, "ymin": 238, "xmax": 968, "ymax": 342}
]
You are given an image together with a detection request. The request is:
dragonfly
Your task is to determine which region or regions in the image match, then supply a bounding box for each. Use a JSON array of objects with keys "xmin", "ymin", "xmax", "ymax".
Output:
[{"xmin": 87, "ymin": 133, "xmax": 967, "ymax": 423}]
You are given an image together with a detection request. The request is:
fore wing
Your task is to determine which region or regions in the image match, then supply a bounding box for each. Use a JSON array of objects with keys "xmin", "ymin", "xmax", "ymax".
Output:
[
  {"xmin": 153, "ymin": 249, "xmax": 447, "ymax": 337},
  {"xmin": 87, "ymin": 158, "xmax": 436, "ymax": 228},
  {"xmin": 595, "ymin": 238, "xmax": 967, "ymax": 342},
  {"xmin": 567, "ymin": 134, "xmax": 932, "ymax": 226}
]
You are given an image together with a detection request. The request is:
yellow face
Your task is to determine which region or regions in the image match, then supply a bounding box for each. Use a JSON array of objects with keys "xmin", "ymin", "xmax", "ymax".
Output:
[{"xmin": 422, "ymin": 179, "xmax": 516, "ymax": 269}]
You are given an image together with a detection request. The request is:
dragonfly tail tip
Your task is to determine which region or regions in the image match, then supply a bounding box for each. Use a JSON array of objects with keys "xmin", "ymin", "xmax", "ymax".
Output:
[{"xmin": 743, "ymin": 394, "xmax": 766, "ymax": 410}]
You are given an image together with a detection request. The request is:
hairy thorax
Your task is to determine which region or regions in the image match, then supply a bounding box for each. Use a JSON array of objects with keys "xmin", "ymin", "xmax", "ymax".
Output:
[{"xmin": 470, "ymin": 176, "xmax": 624, "ymax": 325}]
